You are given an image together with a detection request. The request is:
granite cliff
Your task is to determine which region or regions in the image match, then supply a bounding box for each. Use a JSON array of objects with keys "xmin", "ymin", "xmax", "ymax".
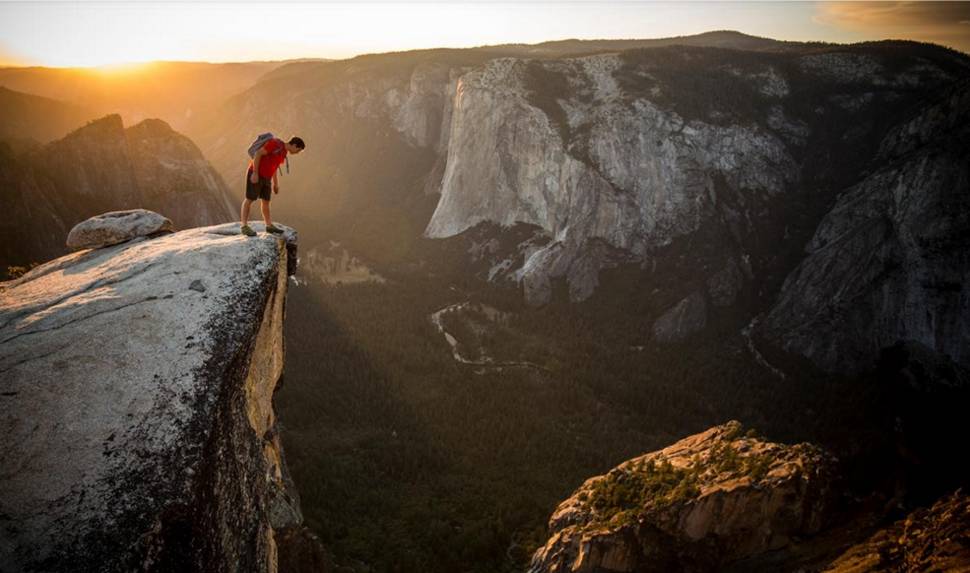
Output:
[
  {"xmin": 758, "ymin": 79, "xmax": 970, "ymax": 373},
  {"xmin": 0, "ymin": 215, "xmax": 313, "ymax": 572},
  {"xmin": 188, "ymin": 35, "xmax": 970, "ymax": 375}
]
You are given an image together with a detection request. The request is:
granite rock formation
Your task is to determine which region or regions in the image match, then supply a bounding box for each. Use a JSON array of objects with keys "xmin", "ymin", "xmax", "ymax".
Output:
[
  {"xmin": 758, "ymin": 80, "xmax": 970, "ymax": 373},
  {"xmin": 188, "ymin": 38, "xmax": 970, "ymax": 385},
  {"xmin": 529, "ymin": 422, "xmax": 838, "ymax": 573},
  {"xmin": 0, "ymin": 218, "xmax": 305, "ymax": 572}
]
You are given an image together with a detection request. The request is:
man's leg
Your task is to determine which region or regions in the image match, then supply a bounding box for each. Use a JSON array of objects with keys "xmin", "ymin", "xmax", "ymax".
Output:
[
  {"xmin": 260, "ymin": 198, "xmax": 272, "ymax": 226},
  {"xmin": 241, "ymin": 198, "xmax": 254, "ymax": 225}
]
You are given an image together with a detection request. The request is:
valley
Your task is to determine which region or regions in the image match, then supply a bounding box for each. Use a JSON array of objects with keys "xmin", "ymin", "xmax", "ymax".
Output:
[{"xmin": 2, "ymin": 29, "xmax": 968, "ymax": 572}]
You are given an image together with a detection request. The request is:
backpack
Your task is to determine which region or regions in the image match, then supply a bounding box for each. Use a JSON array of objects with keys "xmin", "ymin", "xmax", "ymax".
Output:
[{"xmin": 247, "ymin": 133, "xmax": 290, "ymax": 175}]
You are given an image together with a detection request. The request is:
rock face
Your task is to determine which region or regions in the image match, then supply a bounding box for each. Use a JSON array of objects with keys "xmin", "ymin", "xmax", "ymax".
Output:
[
  {"xmin": 759, "ymin": 80, "xmax": 970, "ymax": 373},
  {"xmin": 824, "ymin": 491, "xmax": 970, "ymax": 572},
  {"xmin": 424, "ymin": 54, "xmax": 795, "ymax": 305},
  {"xmin": 188, "ymin": 36, "xmax": 970, "ymax": 371},
  {"xmin": 529, "ymin": 422, "xmax": 838, "ymax": 573},
  {"xmin": 0, "ymin": 114, "xmax": 235, "ymax": 270},
  {"xmin": 66, "ymin": 209, "xmax": 175, "ymax": 250},
  {"xmin": 0, "ymin": 220, "xmax": 303, "ymax": 571},
  {"xmin": 193, "ymin": 38, "xmax": 966, "ymax": 301}
]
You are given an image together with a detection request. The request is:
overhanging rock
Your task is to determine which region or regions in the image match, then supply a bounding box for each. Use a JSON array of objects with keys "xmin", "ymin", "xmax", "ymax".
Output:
[{"xmin": 0, "ymin": 222, "xmax": 302, "ymax": 572}]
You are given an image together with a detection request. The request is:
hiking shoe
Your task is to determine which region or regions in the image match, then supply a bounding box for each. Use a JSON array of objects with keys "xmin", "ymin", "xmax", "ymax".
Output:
[
  {"xmin": 265, "ymin": 224, "xmax": 284, "ymax": 235},
  {"xmin": 240, "ymin": 224, "xmax": 256, "ymax": 237}
]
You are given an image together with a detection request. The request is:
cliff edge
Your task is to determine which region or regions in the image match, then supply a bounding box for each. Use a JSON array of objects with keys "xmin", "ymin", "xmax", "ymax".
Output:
[{"xmin": 0, "ymin": 220, "xmax": 303, "ymax": 572}]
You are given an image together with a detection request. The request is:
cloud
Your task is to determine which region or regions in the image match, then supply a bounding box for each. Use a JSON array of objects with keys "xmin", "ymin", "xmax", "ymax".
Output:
[{"xmin": 816, "ymin": 1, "xmax": 970, "ymax": 52}]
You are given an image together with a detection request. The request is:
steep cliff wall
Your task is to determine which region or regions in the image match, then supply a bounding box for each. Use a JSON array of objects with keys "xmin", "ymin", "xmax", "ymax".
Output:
[
  {"xmin": 425, "ymin": 54, "xmax": 797, "ymax": 302},
  {"xmin": 0, "ymin": 220, "xmax": 305, "ymax": 572},
  {"xmin": 192, "ymin": 39, "xmax": 968, "ymax": 305},
  {"xmin": 188, "ymin": 38, "xmax": 970, "ymax": 374},
  {"xmin": 759, "ymin": 80, "xmax": 970, "ymax": 372}
]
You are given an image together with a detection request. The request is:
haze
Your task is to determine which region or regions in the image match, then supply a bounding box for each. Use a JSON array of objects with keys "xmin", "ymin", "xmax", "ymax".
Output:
[{"xmin": 1, "ymin": 1, "xmax": 968, "ymax": 67}]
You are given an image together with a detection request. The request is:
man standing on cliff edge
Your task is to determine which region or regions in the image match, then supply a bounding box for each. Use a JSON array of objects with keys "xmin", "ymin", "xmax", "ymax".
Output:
[{"xmin": 240, "ymin": 135, "xmax": 305, "ymax": 236}]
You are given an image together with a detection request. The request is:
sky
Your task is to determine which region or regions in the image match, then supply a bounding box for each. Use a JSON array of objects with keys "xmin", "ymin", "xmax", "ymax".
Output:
[{"xmin": 0, "ymin": 1, "xmax": 968, "ymax": 67}]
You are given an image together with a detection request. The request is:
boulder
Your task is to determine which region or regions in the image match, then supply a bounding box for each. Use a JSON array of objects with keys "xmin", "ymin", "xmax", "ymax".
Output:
[
  {"xmin": 65, "ymin": 209, "xmax": 174, "ymax": 250},
  {"xmin": 529, "ymin": 422, "xmax": 838, "ymax": 573},
  {"xmin": 0, "ymin": 222, "xmax": 303, "ymax": 571}
]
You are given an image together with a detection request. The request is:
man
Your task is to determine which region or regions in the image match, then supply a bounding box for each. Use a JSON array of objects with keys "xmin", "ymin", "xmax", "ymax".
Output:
[{"xmin": 240, "ymin": 135, "xmax": 305, "ymax": 236}]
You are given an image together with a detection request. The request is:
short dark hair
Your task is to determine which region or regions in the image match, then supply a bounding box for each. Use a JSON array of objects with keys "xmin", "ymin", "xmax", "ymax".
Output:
[{"xmin": 288, "ymin": 136, "xmax": 306, "ymax": 149}]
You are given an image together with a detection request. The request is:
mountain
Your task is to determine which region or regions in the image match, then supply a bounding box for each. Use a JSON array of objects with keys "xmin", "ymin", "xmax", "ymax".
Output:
[
  {"xmin": 0, "ymin": 114, "xmax": 235, "ymax": 270},
  {"xmin": 0, "ymin": 86, "xmax": 95, "ymax": 144},
  {"xmin": 171, "ymin": 32, "xmax": 970, "ymax": 570},
  {"xmin": 188, "ymin": 33, "xmax": 970, "ymax": 374},
  {"xmin": 484, "ymin": 30, "xmax": 817, "ymax": 58},
  {"xmin": 0, "ymin": 60, "xmax": 297, "ymax": 131}
]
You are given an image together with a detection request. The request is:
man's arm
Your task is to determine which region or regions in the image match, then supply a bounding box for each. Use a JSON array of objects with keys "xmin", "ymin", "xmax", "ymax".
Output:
[
  {"xmin": 272, "ymin": 171, "xmax": 279, "ymax": 194},
  {"xmin": 251, "ymin": 148, "xmax": 267, "ymax": 183}
]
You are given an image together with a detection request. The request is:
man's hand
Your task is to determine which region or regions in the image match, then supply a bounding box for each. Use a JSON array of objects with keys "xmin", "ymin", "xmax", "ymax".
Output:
[
  {"xmin": 250, "ymin": 172, "xmax": 259, "ymax": 184},
  {"xmin": 273, "ymin": 183, "xmax": 280, "ymax": 195}
]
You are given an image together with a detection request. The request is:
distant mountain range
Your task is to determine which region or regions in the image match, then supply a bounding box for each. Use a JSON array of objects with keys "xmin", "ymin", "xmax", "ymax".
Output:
[
  {"xmin": 0, "ymin": 86, "xmax": 95, "ymax": 144},
  {"xmin": 0, "ymin": 60, "xmax": 315, "ymax": 132}
]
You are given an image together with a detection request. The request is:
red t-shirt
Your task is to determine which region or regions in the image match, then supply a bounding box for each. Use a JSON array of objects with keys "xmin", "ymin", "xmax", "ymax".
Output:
[{"xmin": 249, "ymin": 138, "xmax": 287, "ymax": 179}]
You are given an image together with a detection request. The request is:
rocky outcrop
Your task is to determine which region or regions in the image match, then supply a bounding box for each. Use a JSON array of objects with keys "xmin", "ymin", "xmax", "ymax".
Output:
[
  {"xmin": 0, "ymin": 219, "xmax": 304, "ymax": 572},
  {"xmin": 0, "ymin": 115, "xmax": 235, "ymax": 270},
  {"xmin": 66, "ymin": 209, "xmax": 174, "ymax": 250},
  {"xmin": 759, "ymin": 80, "xmax": 970, "ymax": 372},
  {"xmin": 824, "ymin": 491, "xmax": 970, "ymax": 572},
  {"xmin": 529, "ymin": 422, "xmax": 838, "ymax": 573}
]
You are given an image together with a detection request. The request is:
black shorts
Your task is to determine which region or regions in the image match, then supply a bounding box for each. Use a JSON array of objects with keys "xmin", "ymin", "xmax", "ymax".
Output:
[{"xmin": 246, "ymin": 172, "xmax": 272, "ymax": 201}]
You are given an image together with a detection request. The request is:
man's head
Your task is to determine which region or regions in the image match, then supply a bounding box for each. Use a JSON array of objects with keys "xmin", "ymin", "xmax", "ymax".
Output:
[{"xmin": 286, "ymin": 136, "xmax": 306, "ymax": 155}]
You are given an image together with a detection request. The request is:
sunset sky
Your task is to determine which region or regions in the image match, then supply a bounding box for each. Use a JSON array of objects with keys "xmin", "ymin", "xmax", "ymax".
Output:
[{"xmin": 1, "ymin": 1, "xmax": 968, "ymax": 68}]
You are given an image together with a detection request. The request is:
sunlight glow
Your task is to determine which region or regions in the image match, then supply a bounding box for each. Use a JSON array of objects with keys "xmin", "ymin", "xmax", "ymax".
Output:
[{"xmin": 0, "ymin": 1, "xmax": 965, "ymax": 68}]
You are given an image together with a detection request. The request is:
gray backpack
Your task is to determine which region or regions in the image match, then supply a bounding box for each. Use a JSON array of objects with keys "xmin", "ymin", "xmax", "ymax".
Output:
[{"xmin": 247, "ymin": 133, "xmax": 289, "ymax": 175}]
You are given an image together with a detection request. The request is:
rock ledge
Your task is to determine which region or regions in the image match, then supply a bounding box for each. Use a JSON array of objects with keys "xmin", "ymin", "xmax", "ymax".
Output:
[{"xmin": 0, "ymin": 221, "xmax": 301, "ymax": 572}]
